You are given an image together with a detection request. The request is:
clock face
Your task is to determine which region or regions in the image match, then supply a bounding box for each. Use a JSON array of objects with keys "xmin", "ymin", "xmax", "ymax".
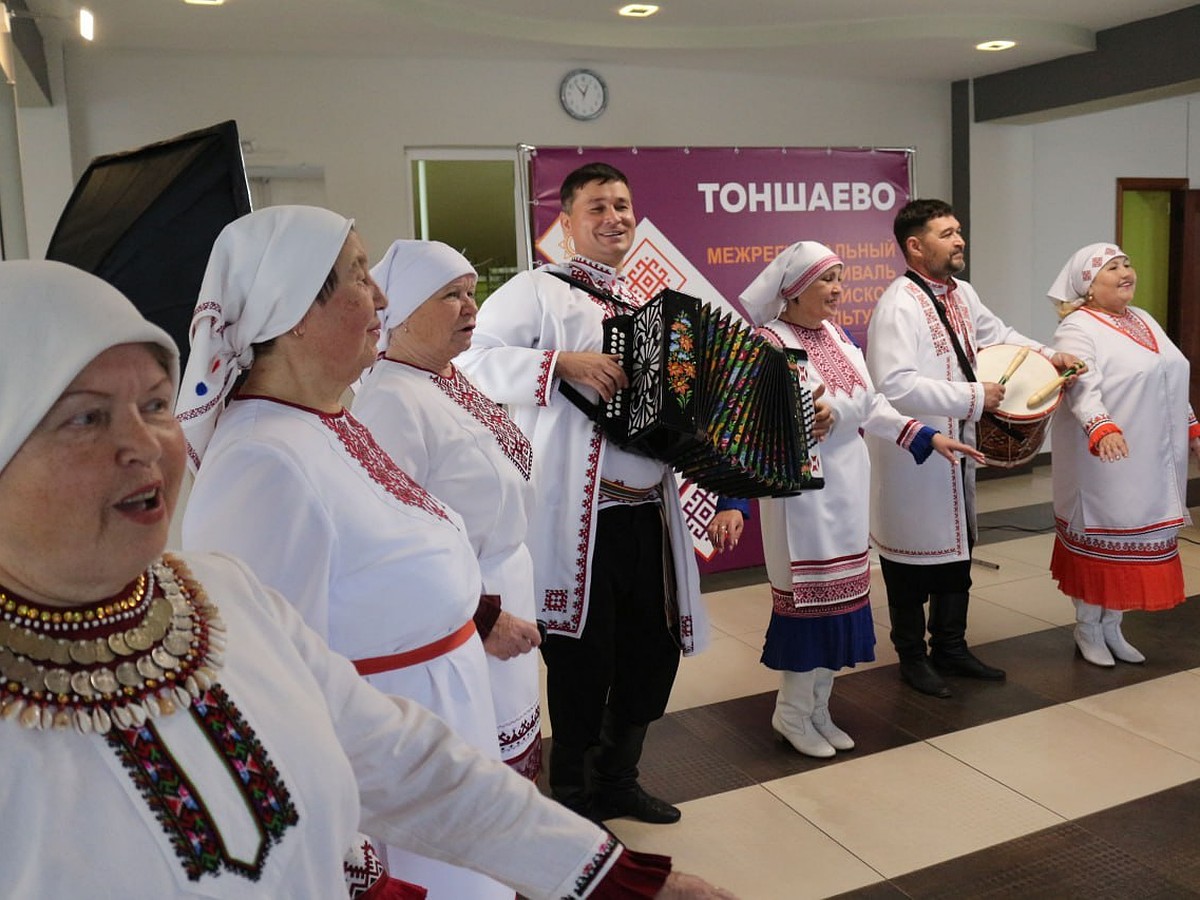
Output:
[{"xmin": 560, "ymin": 69, "xmax": 607, "ymax": 121}]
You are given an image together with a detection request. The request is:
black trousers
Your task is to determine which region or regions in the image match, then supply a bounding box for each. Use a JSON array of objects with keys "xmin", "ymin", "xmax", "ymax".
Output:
[{"xmin": 541, "ymin": 503, "xmax": 681, "ymax": 752}]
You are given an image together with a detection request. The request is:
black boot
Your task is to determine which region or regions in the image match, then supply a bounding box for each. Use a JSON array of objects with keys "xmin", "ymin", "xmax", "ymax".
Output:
[
  {"xmin": 591, "ymin": 711, "xmax": 680, "ymax": 824},
  {"xmin": 928, "ymin": 593, "xmax": 1005, "ymax": 680},
  {"xmin": 889, "ymin": 603, "xmax": 952, "ymax": 699},
  {"xmin": 548, "ymin": 739, "xmax": 593, "ymax": 818}
]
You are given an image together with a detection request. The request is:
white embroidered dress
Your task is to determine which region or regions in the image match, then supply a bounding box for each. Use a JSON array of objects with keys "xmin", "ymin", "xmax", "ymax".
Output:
[
  {"xmin": 354, "ymin": 359, "xmax": 542, "ymax": 777},
  {"xmin": 1050, "ymin": 306, "xmax": 1194, "ymax": 609},
  {"xmin": 456, "ymin": 263, "xmax": 709, "ymax": 655},
  {"xmin": 866, "ymin": 274, "xmax": 1045, "ymax": 565},
  {"xmin": 0, "ymin": 553, "xmax": 621, "ymax": 899},
  {"xmin": 181, "ymin": 397, "xmax": 509, "ymax": 899},
  {"xmin": 757, "ymin": 319, "xmax": 925, "ymax": 620}
]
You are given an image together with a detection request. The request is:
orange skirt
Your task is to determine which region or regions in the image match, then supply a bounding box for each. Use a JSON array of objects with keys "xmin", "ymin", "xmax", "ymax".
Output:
[{"xmin": 1051, "ymin": 535, "xmax": 1185, "ymax": 611}]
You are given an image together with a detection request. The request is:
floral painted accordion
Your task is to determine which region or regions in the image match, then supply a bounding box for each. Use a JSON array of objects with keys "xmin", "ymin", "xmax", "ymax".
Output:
[{"xmin": 595, "ymin": 289, "xmax": 823, "ymax": 497}]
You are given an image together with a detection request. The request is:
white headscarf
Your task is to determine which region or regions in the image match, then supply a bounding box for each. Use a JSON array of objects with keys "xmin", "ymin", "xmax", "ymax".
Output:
[
  {"xmin": 371, "ymin": 240, "xmax": 475, "ymax": 348},
  {"xmin": 1047, "ymin": 242, "xmax": 1125, "ymax": 310},
  {"xmin": 0, "ymin": 260, "xmax": 178, "ymax": 474},
  {"xmin": 176, "ymin": 205, "xmax": 353, "ymax": 469},
  {"xmin": 738, "ymin": 241, "xmax": 843, "ymax": 326}
]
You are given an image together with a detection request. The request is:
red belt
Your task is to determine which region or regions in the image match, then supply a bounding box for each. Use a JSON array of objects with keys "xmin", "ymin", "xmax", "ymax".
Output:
[{"xmin": 352, "ymin": 621, "xmax": 476, "ymax": 676}]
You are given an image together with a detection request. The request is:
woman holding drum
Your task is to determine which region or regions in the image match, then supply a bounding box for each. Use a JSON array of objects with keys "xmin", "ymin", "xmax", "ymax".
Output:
[
  {"xmin": 1046, "ymin": 243, "xmax": 1200, "ymax": 666},
  {"xmin": 707, "ymin": 242, "xmax": 981, "ymax": 757}
]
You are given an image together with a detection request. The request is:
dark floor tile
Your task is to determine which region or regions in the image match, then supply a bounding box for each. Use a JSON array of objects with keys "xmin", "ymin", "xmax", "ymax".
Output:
[
  {"xmin": 1076, "ymin": 778, "xmax": 1200, "ymax": 891},
  {"xmin": 976, "ymin": 504, "xmax": 1055, "ymax": 546},
  {"xmin": 894, "ymin": 821, "xmax": 1194, "ymax": 899},
  {"xmin": 826, "ymin": 882, "xmax": 912, "ymax": 899},
  {"xmin": 830, "ymin": 662, "xmax": 1051, "ymax": 741},
  {"xmin": 637, "ymin": 713, "xmax": 758, "ymax": 804}
]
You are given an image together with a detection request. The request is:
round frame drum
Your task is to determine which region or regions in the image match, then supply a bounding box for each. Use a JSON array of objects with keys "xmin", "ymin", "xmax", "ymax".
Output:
[{"xmin": 975, "ymin": 344, "xmax": 1061, "ymax": 468}]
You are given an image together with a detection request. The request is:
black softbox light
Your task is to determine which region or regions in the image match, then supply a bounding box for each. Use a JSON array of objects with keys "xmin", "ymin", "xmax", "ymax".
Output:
[{"xmin": 45, "ymin": 120, "xmax": 252, "ymax": 368}]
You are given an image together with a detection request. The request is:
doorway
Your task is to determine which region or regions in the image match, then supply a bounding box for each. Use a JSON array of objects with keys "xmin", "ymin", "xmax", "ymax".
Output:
[{"xmin": 406, "ymin": 148, "xmax": 528, "ymax": 304}]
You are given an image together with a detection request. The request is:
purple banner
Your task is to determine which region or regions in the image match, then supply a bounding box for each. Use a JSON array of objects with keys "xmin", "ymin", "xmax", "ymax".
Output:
[
  {"xmin": 529, "ymin": 146, "xmax": 911, "ymax": 573},
  {"xmin": 529, "ymin": 146, "xmax": 911, "ymax": 346}
]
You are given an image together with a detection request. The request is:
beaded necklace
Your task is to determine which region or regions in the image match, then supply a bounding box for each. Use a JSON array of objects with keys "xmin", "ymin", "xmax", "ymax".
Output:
[{"xmin": 0, "ymin": 553, "xmax": 224, "ymax": 735}]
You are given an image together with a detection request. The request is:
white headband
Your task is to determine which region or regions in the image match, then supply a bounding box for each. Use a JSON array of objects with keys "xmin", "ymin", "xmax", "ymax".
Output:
[
  {"xmin": 1047, "ymin": 242, "xmax": 1125, "ymax": 310},
  {"xmin": 176, "ymin": 205, "xmax": 353, "ymax": 469},
  {"xmin": 738, "ymin": 241, "xmax": 843, "ymax": 326},
  {"xmin": 371, "ymin": 240, "xmax": 476, "ymax": 348},
  {"xmin": 0, "ymin": 260, "xmax": 178, "ymax": 474}
]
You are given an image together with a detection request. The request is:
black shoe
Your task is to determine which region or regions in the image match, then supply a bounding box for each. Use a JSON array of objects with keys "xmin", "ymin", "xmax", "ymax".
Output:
[
  {"xmin": 899, "ymin": 659, "xmax": 952, "ymax": 698},
  {"xmin": 931, "ymin": 651, "xmax": 1006, "ymax": 680},
  {"xmin": 592, "ymin": 783, "xmax": 681, "ymax": 824}
]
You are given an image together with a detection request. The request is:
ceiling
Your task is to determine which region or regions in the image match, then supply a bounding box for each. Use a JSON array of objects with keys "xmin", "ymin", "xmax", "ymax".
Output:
[{"xmin": 22, "ymin": 0, "xmax": 1198, "ymax": 83}]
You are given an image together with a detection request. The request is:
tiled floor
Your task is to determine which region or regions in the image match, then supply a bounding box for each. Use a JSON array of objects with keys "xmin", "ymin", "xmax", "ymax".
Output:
[{"xmin": 540, "ymin": 463, "xmax": 1200, "ymax": 898}]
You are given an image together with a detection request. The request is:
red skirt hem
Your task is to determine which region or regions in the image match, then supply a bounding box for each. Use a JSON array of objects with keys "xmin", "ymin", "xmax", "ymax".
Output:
[{"xmin": 1050, "ymin": 537, "xmax": 1185, "ymax": 611}]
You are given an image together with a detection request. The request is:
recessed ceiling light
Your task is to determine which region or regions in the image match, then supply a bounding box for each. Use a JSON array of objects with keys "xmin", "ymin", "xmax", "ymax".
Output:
[
  {"xmin": 78, "ymin": 8, "xmax": 94, "ymax": 40},
  {"xmin": 184, "ymin": 0, "xmax": 226, "ymax": 5},
  {"xmin": 976, "ymin": 40, "xmax": 1016, "ymax": 51},
  {"xmin": 618, "ymin": 4, "xmax": 660, "ymax": 17}
]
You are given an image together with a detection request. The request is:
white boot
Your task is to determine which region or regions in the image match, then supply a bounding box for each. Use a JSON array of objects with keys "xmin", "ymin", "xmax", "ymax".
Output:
[
  {"xmin": 1100, "ymin": 607, "xmax": 1145, "ymax": 664},
  {"xmin": 810, "ymin": 667, "xmax": 854, "ymax": 751},
  {"xmin": 1073, "ymin": 599, "xmax": 1114, "ymax": 667},
  {"xmin": 772, "ymin": 671, "xmax": 835, "ymax": 758}
]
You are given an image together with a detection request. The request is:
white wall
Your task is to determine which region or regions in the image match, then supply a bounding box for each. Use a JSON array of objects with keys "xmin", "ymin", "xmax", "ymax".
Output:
[
  {"xmin": 17, "ymin": 48, "xmax": 952, "ymax": 258},
  {"xmin": 971, "ymin": 91, "xmax": 1200, "ymax": 347}
]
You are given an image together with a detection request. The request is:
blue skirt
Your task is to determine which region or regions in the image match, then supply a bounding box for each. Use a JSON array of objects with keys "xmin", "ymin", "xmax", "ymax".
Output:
[{"xmin": 760, "ymin": 602, "xmax": 876, "ymax": 672}]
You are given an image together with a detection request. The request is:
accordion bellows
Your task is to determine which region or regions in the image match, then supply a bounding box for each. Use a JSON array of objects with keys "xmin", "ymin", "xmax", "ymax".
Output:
[{"xmin": 601, "ymin": 290, "xmax": 824, "ymax": 498}]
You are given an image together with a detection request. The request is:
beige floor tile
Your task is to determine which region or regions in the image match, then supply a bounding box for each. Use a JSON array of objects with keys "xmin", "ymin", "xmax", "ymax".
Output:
[
  {"xmin": 1183, "ymin": 563, "xmax": 1200, "ymax": 596},
  {"xmin": 702, "ymin": 583, "xmax": 772, "ymax": 639},
  {"xmin": 667, "ymin": 633, "xmax": 780, "ymax": 712},
  {"xmin": 966, "ymin": 553, "xmax": 1048, "ymax": 589},
  {"xmin": 978, "ymin": 533, "xmax": 1054, "ymax": 568},
  {"xmin": 764, "ymin": 742, "xmax": 1062, "ymax": 878},
  {"xmin": 1071, "ymin": 673, "xmax": 1200, "ymax": 763},
  {"xmin": 930, "ymin": 703, "xmax": 1200, "ymax": 819},
  {"xmin": 607, "ymin": 786, "xmax": 884, "ymax": 900},
  {"xmin": 971, "ymin": 573, "xmax": 1074, "ymax": 627},
  {"xmin": 957, "ymin": 595, "xmax": 1059, "ymax": 644}
]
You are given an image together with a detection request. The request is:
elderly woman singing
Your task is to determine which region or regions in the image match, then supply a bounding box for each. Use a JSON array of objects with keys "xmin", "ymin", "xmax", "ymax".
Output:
[
  {"xmin": 354, "ymin": 240, "xmax": 543, "ymax": 780},
  {"xmin": 0, "ymin": 259, "xmax": 736, "ymax": 899}
]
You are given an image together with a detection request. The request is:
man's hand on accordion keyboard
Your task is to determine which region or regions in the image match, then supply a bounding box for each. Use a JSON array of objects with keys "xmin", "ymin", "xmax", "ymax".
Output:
[
  {"xmin": 810, "ymin": 384, "xmax": 833, "ymax": 441},
  {"xmin": 556, "ymin": 350, "xmax": 629, "ymax": 402}
]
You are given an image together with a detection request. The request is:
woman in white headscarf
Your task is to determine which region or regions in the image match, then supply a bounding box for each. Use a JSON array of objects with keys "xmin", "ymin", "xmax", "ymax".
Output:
[
  {"xmin": 0, "ymin": 259, "xmax": 732, "ymax": 900},
  {"xmin": 177, "ymin": 207, "xmax": 504, "ymax": 899},
  {"xmin": 353, "ymin": 240, "xmax": 543, "ymax": 781},
  {"xmin": 1047, "ymin": 243, "xmax": 1200, "ymax": 667},
  {"xmin": 707, "ymin": 242, "xmax": 980, "ymax": 757}
]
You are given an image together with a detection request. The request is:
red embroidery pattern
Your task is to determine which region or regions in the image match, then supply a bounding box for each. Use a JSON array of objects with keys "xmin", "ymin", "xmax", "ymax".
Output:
[
  {"xmin": 568, "ymin": 257, "xmax": 625, "ymax": 316},
  {"xmin": 1055, "ymin": 518, "xmax": 1180, "ymax": 564},
  {"xmin": 776, "ymin": 321, "xmax": 866, "ymax": 398},
  {"xmin": 572, "ymin": 834, "xmax": 621, "ymax": 898},
  {"xmin": 536, "ymin": 351, "xmax": 555, "ymax": 407},
  {"xmin": 896, "ymin": 419, "xmax": 922, "ymax": 450},
  {"xmin": 106, "ymin": 684, "xmax": 299, "ymax": 882},
  {"xmin": 433, "ymin": 367, "xmax": 533, "ymax": 480},
  {"xmin": 344, "ymin": 838, "xmax": 387, "ymax": 899},
  {"xmin": 322, "ymin": 412, "xmax": 451, "ymax": 523},
  {"xmin": 771, "ymin": 585, "xmax": 870, "ymax": 618},
  {"xmin": 499, "ymin": 707, "xmax": 543, "ymax": 781},
  {"xmin": 543, "ymin": 428, "xmax": 603, "ymax": 635},
  {"xmin": 1083, "ymin": 307, "xmax": 1158, "ymax": 353},
  {"xmin": 1083, "ymin": 413, "xmax": 1116, "ymax": 437}
]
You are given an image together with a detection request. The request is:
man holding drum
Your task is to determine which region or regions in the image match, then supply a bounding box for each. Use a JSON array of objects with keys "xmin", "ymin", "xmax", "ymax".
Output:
[{"xmin": 865, "ymin": 198, "xmax": 1081, "ymax": 699}]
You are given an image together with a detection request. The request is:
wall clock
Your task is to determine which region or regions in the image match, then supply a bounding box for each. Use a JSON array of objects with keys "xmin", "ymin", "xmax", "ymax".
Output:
[{"xmin": 559, "ymin": 69, "xmax": 608, "ymax": 121}]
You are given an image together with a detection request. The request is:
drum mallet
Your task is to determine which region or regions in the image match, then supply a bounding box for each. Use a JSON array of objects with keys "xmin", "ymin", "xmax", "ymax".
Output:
[
  {"xmin": 1026, "ymin": 365, "xmax": 1081, "ymax": 409},
  {"xmin": 997, "ymin": 347, "xmax": 1029, "ymax": 386}
]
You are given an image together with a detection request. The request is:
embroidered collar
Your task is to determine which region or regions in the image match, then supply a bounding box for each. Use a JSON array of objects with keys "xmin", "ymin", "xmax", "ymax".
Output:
[{"xmin": 567, "ymin": 255, "xmax": 625, "ymax": 296}]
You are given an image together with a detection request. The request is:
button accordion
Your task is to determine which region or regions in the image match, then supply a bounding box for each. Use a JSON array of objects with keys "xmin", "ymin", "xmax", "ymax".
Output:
[{"xmin": 596, "ymin": 289, "xmax": 823, "ymax": 497}]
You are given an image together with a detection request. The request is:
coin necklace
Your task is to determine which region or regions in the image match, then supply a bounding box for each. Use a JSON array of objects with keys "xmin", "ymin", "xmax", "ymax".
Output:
[{"xmin": 0, "ymin": 553, "xmax": 225, "ymax": 735}]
